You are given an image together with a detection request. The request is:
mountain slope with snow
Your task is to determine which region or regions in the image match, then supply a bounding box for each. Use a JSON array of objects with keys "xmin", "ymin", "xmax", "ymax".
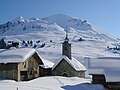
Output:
[
  {"xmin": 0, "ymin": 14, "xmax": 120, "ymax": 62},
  {"xmin": 42, "ymin": 14, "xmax": 118, "ymax": 42}
]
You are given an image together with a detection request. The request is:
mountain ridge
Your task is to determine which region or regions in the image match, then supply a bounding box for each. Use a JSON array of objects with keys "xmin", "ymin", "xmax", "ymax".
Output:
[
  {"xmin": 0, "ymin": 14, "xmax": 118, "ymax": 42},
  {"xmin": 0, "ymin": 14, "xmax": 120, "ymax": 61}
]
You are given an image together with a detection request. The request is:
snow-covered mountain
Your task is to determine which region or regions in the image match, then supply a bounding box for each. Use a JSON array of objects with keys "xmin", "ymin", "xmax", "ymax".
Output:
[
  {"xmin": 0, "ymin": 14, "xmax": 120, "ymax": 62},
  {"xmin": 42, "ymin": 14, "xmax": 118, "ymax": 42}
]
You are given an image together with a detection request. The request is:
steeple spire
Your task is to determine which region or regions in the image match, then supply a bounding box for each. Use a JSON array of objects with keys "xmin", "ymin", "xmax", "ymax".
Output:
[{"xmin": 65, "ymin": 33, "xmax": 69, "ymax": 42}]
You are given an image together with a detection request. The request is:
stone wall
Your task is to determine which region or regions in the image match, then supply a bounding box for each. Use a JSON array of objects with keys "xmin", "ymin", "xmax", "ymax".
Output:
[{"xmin": 52, "ymin": 59, "xmax": 85, "ymax": 78}]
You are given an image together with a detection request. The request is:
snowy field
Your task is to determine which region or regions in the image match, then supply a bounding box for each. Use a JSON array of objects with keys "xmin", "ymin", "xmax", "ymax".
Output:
[{"xmin": 0, "ymin": 76, "xmax": 106, "ymax": 90}]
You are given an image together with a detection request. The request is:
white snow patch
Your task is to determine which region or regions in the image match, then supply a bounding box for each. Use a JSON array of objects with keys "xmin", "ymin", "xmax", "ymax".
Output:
[
  {"xmin": 0, "ymin": 76, "xmax": 106, "ymax": 90},
  {"xmin": 40, "ymin": 58, "xmax": 54, "ymax": 68}
]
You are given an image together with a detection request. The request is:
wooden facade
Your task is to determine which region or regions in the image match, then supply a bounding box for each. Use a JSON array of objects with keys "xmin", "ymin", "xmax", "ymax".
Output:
[{"xmin": 52, "ymin": 59, "xmax": 85, "ymax": 78}]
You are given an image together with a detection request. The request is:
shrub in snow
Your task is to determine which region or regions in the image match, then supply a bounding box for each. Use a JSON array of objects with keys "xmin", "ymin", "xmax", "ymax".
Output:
[
  {"xmin": 78, "ymin": 38, "xmax": 84, "ymax": 41},
  {"xmin": 36, "ymin": 40, "xmax": 40, "ymax": 43},
  {"xmin": 27, "ymin": 41, "xmax": 30, "ymax": 44},
  {"xmin": 22, "ymin": 40, "xmax": 26, "ymax": 45},
  {"xmin": 6, "ymin": 21, "xmax": 10, "ymax": 28},
  {"xmin": 12, "ymin": 42, "xmax": 19, "ymax": 48},
  {"xmin": 107, "ymin": 46, "xmax": 109, "ymax": 49},
  {"xmin": 30, "ymin": 40, "xmax": 33, "ymax": 46},
  {"xmin": 23, "ymin": 26, "xmax": 27, "ymax": 31},
  {"xmin": 18, "ymin": 20, "xmax": 21, "ymax": 24},
  {"xmin": 7, "ymin": 41, "xmax": 12, "ymax": 44},
  {"xmin": 50, "ymin": 40, "xmax": 52, "ymax": 42},
  {"xmin": 33, "ymin": 44, "xmax": 37, "ymax": 48},
  {"xmin": 107, "ymin": 45, "xmax": 120, "ymax": 54},
  {"xmin": 25, "ymin": 43, "xmax": 28, "ymax": 47},
  {"xmin": 40, "ymin": 43, "xmax": 45, "ymax": 48}
]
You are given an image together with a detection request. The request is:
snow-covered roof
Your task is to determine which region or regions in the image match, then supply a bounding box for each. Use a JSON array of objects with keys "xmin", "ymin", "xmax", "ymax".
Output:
[
  {"xmin": 0, "ymin": 48, "xmax": 36, "ymax": 63},
  {"xmin": 88, "ymin": 57, "xmax": 120, "ymax": 82},
  {"xmin": 53, "ymin": 55, "xmax": 86, "ymax": 71},
  {"xmin": 40, "ymin": 58, "xmax": 54, "ymax": 68}
]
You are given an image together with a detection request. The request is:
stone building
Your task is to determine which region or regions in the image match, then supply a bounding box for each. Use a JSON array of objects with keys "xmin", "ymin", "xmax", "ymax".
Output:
[
  {"xmin": 0, "ymin": 48, "xmax": 54, "ymax": 81},
  {"xmin": 52, "ymin": 34, "xmax": 86, "ymax": 78},
  {"xmin": 52, "ymin": 55, "xmax": 86, "ymax": 78}
]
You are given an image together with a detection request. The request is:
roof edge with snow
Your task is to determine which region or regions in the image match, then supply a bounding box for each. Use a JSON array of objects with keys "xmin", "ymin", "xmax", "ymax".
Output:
[{"xmin": 52, "ymin": 55, "xmax": 86, "ymax": 71}]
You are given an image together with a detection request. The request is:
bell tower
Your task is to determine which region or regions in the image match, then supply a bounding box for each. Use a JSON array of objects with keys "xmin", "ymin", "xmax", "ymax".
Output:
[{"xmin": 62, "ymin": 33, "xmax": 71, "ymax": 59}]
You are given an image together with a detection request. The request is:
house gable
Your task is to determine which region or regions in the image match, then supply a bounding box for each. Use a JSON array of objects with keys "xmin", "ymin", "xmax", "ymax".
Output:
[
  {"xmin": 32, "ymin": 53, "xmax": 43, "ymax": 65},
  {"xmin": 18, "ymin": 52, "xmax": 43, "ymax": 81},
  {"xmin": 52, "ymin": 55, "xmax": 86, "ymax": 78},
  {"xmin": 52, "ymin": 58, "xmax": 77, "ymax": 77}
]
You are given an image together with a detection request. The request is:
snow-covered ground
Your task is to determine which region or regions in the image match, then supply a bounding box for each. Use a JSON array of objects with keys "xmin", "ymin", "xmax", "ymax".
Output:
[{"xmin": 0, "ymin": 76, "xmax": 106, "ymax": 90}]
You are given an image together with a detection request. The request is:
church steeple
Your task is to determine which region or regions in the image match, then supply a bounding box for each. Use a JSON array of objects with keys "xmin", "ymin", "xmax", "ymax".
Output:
[
  {"xmin": 62, "ymin": 33, "xmax": 71, "ymax": 59},
  {"xmin": 65, "ymin": 33, "xmax": 69, "ymax": 42}
]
